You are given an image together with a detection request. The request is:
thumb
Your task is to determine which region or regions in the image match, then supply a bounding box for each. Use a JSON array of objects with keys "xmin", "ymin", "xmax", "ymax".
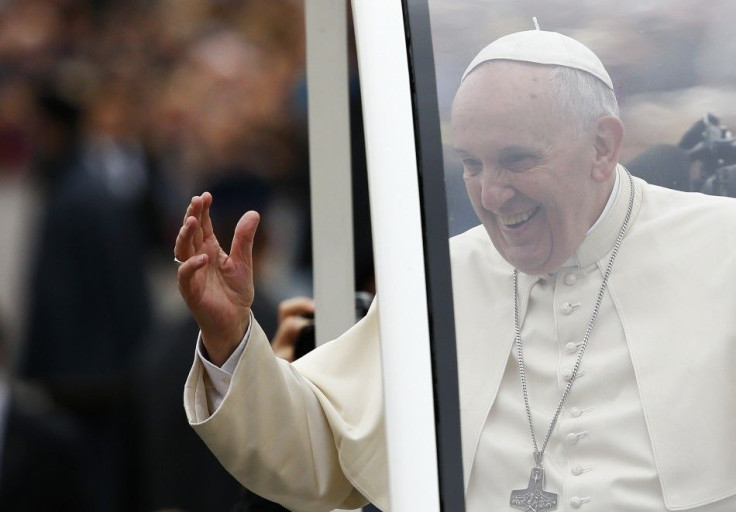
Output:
[{"xmin": 229, "ymin": 210, "xmax": 260, "ymax": 264}]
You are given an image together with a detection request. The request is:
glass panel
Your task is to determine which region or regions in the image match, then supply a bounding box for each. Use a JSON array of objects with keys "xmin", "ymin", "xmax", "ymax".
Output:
[
  {"xmin": 414, "ymin": 0, "xmax": 736, "ymax": 509},
  {"xmin": 430, "ymin": 0, "xmax": 736, "ymax": 211}
]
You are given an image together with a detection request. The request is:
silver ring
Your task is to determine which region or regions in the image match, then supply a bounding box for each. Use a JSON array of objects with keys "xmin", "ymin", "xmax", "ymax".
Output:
[{"xmin": 174, "ymin": 257, "xmax": 184, "ymax": 267}]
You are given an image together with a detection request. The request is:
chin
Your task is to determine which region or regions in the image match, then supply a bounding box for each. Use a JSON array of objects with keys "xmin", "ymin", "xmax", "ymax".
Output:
[
  {"xmin": 512, "ymin": 262, "xmax": 548, "ymax": 276},
  {"xmin": 499, "ymin": 252, "xmax": 543, "ymax": 275},
  {"xmin": 503, "ymin": 246, "xmax": 565, "ymax": 275}
]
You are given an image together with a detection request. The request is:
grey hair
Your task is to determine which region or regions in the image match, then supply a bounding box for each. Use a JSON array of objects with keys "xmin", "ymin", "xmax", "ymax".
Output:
[{"xmin": 548, "ymin": 66, "xmax": 619, "ymax": 136}]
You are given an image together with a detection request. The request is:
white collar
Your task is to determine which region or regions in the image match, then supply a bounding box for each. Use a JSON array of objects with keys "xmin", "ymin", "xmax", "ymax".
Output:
[{"xmin": 558, "ymin": 168, "xmax": 621, "ymax": 270}]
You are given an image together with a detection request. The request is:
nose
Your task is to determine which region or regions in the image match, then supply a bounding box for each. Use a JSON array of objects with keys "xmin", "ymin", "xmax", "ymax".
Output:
[{"xmin": 480, "ymin": 171, "xmax": 515, "ymax": 211}]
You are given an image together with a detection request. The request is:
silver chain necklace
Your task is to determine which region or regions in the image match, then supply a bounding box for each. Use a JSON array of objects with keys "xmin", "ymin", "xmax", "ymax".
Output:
[{"xmin": 509, "ymin": 170, "xmax": 635, "ymax": 512}]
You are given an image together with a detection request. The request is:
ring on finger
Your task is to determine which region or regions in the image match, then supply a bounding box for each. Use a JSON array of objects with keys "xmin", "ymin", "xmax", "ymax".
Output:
[{"xmin": 174, "ymin": 257, "xmax": 184, "ymax": 267}]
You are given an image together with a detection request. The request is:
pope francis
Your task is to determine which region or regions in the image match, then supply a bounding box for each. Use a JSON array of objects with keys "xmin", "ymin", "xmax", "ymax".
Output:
[{"xmin": 174, "ymin": 30, "xmax": 736, "ymax": 511}]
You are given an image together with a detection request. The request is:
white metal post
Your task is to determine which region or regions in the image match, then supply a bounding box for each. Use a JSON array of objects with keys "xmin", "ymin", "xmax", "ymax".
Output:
[
  {"xmin": 305, "ymin": 0, "xmax": 356, "ymax": 347},
  {"xmin": 351, "ymin": 0, "xmax": 442, "ymax": 510}
]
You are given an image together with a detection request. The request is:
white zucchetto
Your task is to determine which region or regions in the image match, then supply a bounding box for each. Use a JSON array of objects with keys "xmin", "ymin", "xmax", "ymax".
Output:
[{"xmin": 462, "ymin": 29, "xmax": 613, "ymax": 90}]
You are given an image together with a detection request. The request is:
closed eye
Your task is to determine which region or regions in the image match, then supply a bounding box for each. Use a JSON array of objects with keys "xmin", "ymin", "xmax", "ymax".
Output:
[
  {"xmin": 500, "ymin": 152, "xmax": 538, "ymax": 172},
  {"xmin": 461, "ymin": 158, "xmax": 483, "ymax": 176}
]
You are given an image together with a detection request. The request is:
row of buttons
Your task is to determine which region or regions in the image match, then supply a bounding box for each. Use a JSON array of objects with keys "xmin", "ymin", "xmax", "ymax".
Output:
[
  {"xmin": 561, "ymin": 271, "xmax": 592, "ymax": 508},
  {"xmin": 567, "ymin": 401, "xmax": 591, "ymax": 507}
]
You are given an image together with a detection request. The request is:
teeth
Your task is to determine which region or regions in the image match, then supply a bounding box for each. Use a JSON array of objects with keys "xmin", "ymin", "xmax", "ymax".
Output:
[{"xmin": 498, "ymin": 207, "xmax": 539, "ymax": 227}]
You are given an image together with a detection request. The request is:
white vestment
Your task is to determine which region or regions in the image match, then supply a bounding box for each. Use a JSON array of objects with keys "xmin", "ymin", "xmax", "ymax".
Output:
[{"xmin": 185, "ymin": 167, "xmax": 736, "ymax": 511}]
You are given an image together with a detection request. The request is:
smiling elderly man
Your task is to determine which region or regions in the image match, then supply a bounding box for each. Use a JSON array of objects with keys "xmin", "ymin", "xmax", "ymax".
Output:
[{"xmin": 176, "ymin": 30, "xmax": 736, "ymax": 511}]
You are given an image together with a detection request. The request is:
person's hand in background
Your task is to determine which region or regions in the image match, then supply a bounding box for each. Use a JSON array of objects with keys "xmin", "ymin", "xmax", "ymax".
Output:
[{"xmin": 271, "ymin": 297, "xmax": 315, "ymax": 362}]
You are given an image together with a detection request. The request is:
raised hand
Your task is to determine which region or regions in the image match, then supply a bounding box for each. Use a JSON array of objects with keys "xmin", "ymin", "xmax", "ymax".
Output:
[{"xmin": 174, "ymin": 192, "xmax": 260, "ymax": 366}]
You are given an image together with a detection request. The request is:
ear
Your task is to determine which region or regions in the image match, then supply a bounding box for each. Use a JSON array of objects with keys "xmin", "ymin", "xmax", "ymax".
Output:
[{"xmin": 591, "ymin": 116, "xmax": 624, "ymax": 183}]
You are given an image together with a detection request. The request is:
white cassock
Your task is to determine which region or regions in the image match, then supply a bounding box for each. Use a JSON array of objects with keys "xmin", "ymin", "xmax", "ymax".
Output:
[{"xmin": 185, "ymin": 166, "xmax": 736, "ymax": 511}]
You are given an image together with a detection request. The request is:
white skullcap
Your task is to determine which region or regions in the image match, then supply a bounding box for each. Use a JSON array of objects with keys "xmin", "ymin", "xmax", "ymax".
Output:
[{"xmin": 461, "ymin": 30, "xmax": 613, "ymax": 90}]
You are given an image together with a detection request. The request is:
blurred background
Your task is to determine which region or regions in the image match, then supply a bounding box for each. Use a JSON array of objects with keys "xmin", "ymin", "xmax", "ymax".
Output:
[
  {"xmin": 0, "ymin": 0, "xmax": 317, "ymax": 510},
  {"xmin": 0, "ymin": 0, "xmax": 734, "ymax": 510}
]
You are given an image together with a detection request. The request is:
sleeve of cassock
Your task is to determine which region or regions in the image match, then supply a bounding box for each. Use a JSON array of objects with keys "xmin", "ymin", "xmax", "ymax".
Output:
[{"xmin": 183, "ymin": 301, "xmax": 387, "ymax": 511}]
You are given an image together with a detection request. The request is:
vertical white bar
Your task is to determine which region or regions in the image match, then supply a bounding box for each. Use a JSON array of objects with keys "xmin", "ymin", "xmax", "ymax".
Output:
[
  {"xmin": 305, "ymin": 0, "xmax": 356, "ymax": 347},
  {"xmin": 351, "ymin": 0, "xmax": 441, "ymax": 510}
]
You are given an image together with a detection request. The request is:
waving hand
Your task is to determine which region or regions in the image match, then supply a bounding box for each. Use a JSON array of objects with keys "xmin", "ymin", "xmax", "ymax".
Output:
[{"xmin": 175, "ymin": 192, "xmax": 260, "ymax": 366}]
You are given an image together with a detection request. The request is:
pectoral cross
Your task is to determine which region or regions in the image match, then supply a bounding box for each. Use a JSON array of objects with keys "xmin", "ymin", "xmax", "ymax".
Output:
[{"xmin": 510, "ymin": 466, "xmax": 558, "ymax": 512}]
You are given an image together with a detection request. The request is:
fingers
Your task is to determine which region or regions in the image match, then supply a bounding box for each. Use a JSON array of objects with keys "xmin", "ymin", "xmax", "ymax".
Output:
[
  {"xmin": 181, "ymin": 196, "xmax": 198, "ymax": 226},
  {"xmin": 229, "ymin": 210, "xmax": 260, "ymax": 265},
  {"xmin": 200, "ymin": 192, "xmax": 215, "ymax": 240},
  {"xmin": 272, "ymin": 296, "xmax": 315, "ymax": 362},
  {"xmin": 271, "ymin": 315, "xmax": 313, "ymax": 362},
  {"xmin": 277, "ymin": 296, "xmax": 315, "ymax": 323},
  {"xmin": 191, "ymin": 196, "xmax": 204, "ymax": 250},
  {"xmin": 176, "ymin": 252, "xmax": 208, "ymax": 301},
  {"xmin": 181, "ymin": 202, "xmax": 192, "ymax": 226},
  {"xmin": 174, "ymin": 216, "xmax": 197, "ymax": 261},
  {"xmin": 174, "ymin": 194, "xmax": 210, "ymax": 262}
]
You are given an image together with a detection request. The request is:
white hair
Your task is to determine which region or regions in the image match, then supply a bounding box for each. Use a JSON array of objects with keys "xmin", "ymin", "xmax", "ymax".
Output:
[{"xmin": 548, "ymin": 66, "xmax": 619, "ymax": 136}]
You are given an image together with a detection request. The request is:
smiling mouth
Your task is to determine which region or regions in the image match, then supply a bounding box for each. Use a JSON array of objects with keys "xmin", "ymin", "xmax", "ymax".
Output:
[{"xmin": 498, "ymin": 206, "xmax": 541, "ymax": 229}]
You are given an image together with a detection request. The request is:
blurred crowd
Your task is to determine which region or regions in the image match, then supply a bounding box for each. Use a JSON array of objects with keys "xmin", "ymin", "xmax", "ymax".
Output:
[{"xmin": 0, "ymin": 0, "xmax": 319, "ymax": 510}]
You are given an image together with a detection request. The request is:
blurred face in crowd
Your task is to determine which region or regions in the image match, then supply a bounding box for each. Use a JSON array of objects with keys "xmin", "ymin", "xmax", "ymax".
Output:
[{"xmin": 451, "ymin": 61, "xmax": 620, "ymax": 274}]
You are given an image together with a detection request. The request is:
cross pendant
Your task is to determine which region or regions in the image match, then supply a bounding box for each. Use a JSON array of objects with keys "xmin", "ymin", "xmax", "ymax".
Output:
[{"xmin": 510, "ymin": 466, "xmax": 558, "ymax": 512}]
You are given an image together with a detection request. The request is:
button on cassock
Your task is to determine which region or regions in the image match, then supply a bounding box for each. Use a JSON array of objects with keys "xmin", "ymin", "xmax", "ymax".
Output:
[
  {"xmin": 563, "ymin": 369, "xmax": 585, "ymax": 382},
  {"xmin": 560, "ymin": 302, "xmax": 581, "ymax": 315},
  {"xmin": 566, "ymin": 432, "xmax": 587, "ymax": 445},
  {"xmin": 570, "ymin": 496, "xmax": 590, "ymax": 508}
]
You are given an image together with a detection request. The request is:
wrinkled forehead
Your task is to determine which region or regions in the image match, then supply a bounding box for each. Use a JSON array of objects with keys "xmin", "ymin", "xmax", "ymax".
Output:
[{"xmin": 450, "ymin": 61, "xmax": 569, "ymax": 148}]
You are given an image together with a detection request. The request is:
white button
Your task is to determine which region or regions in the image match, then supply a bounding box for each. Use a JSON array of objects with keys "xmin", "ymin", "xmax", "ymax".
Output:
[
  {"xmin": 566, "ymin": 431, "xmax": 587, "ymax": 445},
  {"xmin": 565, "ymin": 273, "xmax": 577, "ymax": 285},
  {"xmin": 570, "ymin": 407, "xmax": 582, "ymax": 418},
  {"xmin": 563, "ymin": 369, "xmax": 584, "ymax": 382},
  {"xmin": 571, "ymin": 464, "xmax": 584, "ymax": 476},
  {"xmin": 570, "ymin": 496, "xmax": 590, "ymax": 508},
  {"xmin": 565, "ymin": 342, "xmax": 578, "ymax": 354},
  {"xmin": 560, "ymin": 302, "xmax": 581, "ymax": 314}
]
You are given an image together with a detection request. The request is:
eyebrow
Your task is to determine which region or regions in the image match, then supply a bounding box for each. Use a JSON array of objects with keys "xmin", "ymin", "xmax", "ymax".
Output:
[
  {"xmin": 452, "ymin": 144, "xmax": 541, "ymax": 156},
  {"xmin": 498, "ymin": 145, "xmax": 539, "ymax": 156}
]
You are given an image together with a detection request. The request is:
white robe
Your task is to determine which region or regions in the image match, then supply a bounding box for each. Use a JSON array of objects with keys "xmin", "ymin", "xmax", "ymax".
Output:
[{"xmin": 185, "ymin": 168, "xmax": 736, "ymax": 511}]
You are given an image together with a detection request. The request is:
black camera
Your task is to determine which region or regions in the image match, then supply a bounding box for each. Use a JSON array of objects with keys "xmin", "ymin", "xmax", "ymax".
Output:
[
  {"xmin": 679, "ymin": 113, "xmax": 736, "ymax": 197},
  {"xmin": 293, "ymin": 292, "xmax": 375, "ymax": 360}
]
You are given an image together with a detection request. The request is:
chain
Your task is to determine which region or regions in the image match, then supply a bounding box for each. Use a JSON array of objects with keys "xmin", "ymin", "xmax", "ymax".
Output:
[{"xmin": 513, "ymin": 170, "xmax": 635, "ymax": 465}]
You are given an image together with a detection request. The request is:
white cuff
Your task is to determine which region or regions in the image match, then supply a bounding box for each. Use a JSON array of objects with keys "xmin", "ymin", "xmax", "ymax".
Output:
[{"xmin": 196, "ymin": 311, "xmax": 253, "ymax": 412}]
